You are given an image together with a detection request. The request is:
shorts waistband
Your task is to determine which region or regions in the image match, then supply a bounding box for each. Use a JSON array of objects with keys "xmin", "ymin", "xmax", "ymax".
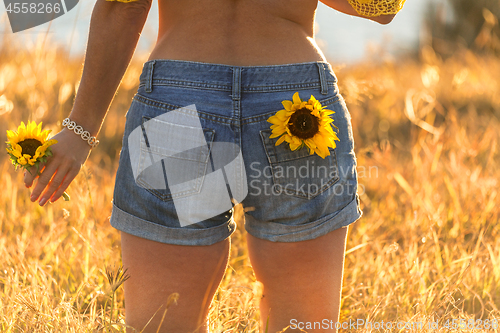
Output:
[{"xmin": 139, "ymin": 59, "xmax": 337, "ymax": 96}]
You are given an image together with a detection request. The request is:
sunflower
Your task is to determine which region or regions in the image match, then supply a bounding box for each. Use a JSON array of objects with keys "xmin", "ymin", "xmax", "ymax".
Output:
[
  {"xmin": 267, "ymin": 92, "xmax": 340, "ymax": 159},
  {"xmin": 6, "ymin": 121, "xmax": 57, "ymax": 172}
]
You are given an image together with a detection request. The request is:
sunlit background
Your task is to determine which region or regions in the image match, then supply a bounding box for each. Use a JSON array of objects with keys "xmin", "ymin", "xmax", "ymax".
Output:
[{"xmin": 1, "ymin": 0, "xmax": 446, "ymax": 63}]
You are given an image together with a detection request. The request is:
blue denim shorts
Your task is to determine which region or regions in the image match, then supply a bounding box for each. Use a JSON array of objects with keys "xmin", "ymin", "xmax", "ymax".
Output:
[{"xmin": 110, "ymin": 59, "xmax": 362, "ymax": 245}]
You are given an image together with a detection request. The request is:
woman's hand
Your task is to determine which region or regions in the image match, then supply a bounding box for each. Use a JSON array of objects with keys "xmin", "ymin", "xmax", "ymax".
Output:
[{"xmin": 24, "ymin": 128, "xmax": 92, "ymax": 206}]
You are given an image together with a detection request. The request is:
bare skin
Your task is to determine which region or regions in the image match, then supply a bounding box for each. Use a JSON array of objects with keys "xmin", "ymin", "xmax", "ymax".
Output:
[
  {"xmin": 120, "ymin": 232, "xmax": 231, "ymax": 332},
  {"xmin": 24, "ymin": 0, "xmax": 394, "ymax": 331},
  {"xmin": 247, "ymin": 227, "xmax": 349, "ymax": 332}
]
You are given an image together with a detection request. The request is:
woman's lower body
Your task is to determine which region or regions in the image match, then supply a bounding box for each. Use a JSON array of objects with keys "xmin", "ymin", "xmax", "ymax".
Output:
[{"xmin": 110, "ymin": 60, "xmax": 363, "ymax": 332}]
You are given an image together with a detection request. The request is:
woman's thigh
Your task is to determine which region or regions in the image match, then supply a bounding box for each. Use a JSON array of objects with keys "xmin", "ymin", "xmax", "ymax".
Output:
[{"xmin": 120, "ymin": 231, "xmax": 230, "ymax": 332}]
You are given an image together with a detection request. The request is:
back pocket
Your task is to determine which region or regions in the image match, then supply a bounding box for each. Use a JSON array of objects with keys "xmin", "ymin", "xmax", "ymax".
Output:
[
  {"xmin": 260, "ymin": 128, "xmax": 339, "ymax": 199},
  {"xmin": 129, "ymin": 113, "xmax": 215, "ymax": 202}
]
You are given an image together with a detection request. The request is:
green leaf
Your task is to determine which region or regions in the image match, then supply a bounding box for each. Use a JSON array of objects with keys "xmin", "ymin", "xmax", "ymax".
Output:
[{"xmin": 62, "ymin": 192, "xmax": 70, "ymax": 201}]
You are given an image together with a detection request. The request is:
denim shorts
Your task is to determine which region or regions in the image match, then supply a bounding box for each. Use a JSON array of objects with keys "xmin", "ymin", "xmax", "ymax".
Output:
[{"xmin": 110, "ymin": 59, "xmax": 363, "ymax": 245}]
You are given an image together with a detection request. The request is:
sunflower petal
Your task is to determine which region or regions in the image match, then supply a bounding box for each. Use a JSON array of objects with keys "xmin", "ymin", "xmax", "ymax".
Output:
[
  {"xmin": 314, "ymin": 143, "xmax": 329, "ymax": 158},
  {"xmin": 321, "ymin": 117, "xmax": 334, "ymax": 125},
  {"xmin": 18, "ymin": 155, "xmax": 28, "ymax": 165},
  {"xmin": 280, "ymin": 134, "xmax": 290, "ymax": 143},
  {"xmin": 40, "ymin": 129, "xmax": 52, "ymax": 142},
  {"xmin": 292, "ymin": 92, "xmax": 301, "ymax": 105},
  {"xmin": 33, "ymin": 150, "xmax": 41, "ymax": 160},
  {"xmin": 290, "ymin": 136, "xmax": 301, "ymax": 145},
  {"xmin": 270, "ymin": 129, "xmax": 286, "ymax": 139},
  {"xmin": 6, "ymin": 130, "xmax": 17, "ymax": 142},
  {"xmin": 305, "ymin": 138, "xmax": 317, "ymax": 149},
  {"xmin": 34, "ymin": 143, "xmax": 49, "ymax": 159},
  {"xmin": 277, "ymin": 109, "xmax": 291, "ymax": 120},
  {"xmin": 281, "ymin": 100, "xmax": 293, "ymax": 111},
  {"xmin": 11, "ymin": 144, "xmax": 23, "ymax": 158},
  {"xmin": 17, "ymin": 123, "xmax": 26, "ymax": 142},
  {"xmin": 268, "ymin": 115, "xmax": 284, "ymax": 125},
  {"xmin": 271, "ymin": 125, "xmax": 286, "ymax": 133},
  {"xmin": 27, "ymin": 121, "xmax": 36, "ymax": 136},
  {"xmin": 290, "ymin": 142, "xmax": 302, "ymax": 151},
  {"xmin": 44, "ymin": 139, "xmax": 58, "ymax": 147},
  {"xmin": 275, "ymin": 135, "xmax": 287, "ymax": 146}
]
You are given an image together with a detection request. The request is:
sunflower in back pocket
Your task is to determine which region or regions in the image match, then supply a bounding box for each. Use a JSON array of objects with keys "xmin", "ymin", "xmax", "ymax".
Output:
[{"xmin": 267, "ymin": 92, "xmax": 340, "ymax": 159}]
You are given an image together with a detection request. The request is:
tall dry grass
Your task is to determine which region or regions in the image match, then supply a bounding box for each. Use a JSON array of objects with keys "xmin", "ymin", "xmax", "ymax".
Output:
[{"xmin": 0, "ymin": 31, "xmax": 499, "ymax": 332}]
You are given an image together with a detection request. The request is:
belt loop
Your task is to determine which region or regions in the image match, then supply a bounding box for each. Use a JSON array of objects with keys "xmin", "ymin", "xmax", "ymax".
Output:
[
  {"xmin": 326, "ymin": 62, "xmax": 338, "ymax": 83},
  {"xmin": 145, "ymin": 60, "xmax": 156, "ymax": 93},
  {"xmin": 231, "ymin": 67, "xmax": 241, "ymax": 101},
  {"xmin": 317, "ymin": 62, "xmax": 328, "ymax": 95}
]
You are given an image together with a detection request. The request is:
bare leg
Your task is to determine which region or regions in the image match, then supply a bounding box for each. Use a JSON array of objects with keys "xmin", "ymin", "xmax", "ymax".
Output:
[
  {"xmin": 246, "ymin": 226, "xmax": 349, "ymax": 332},
  {"xmin": 120, "ymin": 231, "xmax": 230, "ymax": 333}
]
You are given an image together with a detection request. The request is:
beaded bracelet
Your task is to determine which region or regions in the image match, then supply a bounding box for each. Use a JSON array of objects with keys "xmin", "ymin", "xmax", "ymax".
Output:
[{"xmin": 62, "ymin": 118, "xmax": 100, "ymax": 148}]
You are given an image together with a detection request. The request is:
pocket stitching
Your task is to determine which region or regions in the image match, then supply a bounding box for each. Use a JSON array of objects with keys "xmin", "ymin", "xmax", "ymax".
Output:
[
  {"xmin": 137, "ymin": 115, "xmax": 215, "ymax": 202},
  {"xmin": 133, "ymin": 93, "xmax": 186, "ymax": 113},
  {"xmin": 261, "ymin": 131, "xmax": 340, "ymax": 199}
]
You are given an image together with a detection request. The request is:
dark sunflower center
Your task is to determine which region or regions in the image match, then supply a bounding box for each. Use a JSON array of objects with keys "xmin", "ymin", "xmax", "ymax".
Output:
[
  {"xmin": 288, "ymin": 108, "xmax": 319, "ymax": 139},
  {"xmin": 18, "ymin": 138, "xmax": 42, "ymax": 157}
]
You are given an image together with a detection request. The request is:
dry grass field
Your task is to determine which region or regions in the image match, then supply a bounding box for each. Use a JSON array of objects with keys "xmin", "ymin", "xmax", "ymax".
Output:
[{"xmin": 0, "ymin": 32, "xmax": 499, "ymax": 332}]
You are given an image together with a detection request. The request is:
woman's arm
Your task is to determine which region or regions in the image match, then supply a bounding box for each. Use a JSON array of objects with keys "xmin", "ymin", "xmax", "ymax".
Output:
[
  {"xmin": 320, "ymin": 0, "xmax": 396, "ymax": 24},
  {"xmin": 25, "ymin": 0, "xmax": 152, "ymax": 205},
  {"xmin": 68, "ymin": 0, "xmax": 152, "ymax": 134}
]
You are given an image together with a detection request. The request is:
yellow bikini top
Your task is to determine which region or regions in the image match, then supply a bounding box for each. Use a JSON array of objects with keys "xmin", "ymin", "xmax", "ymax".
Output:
[
  {"xmin": 106, "ymin": 0, "xmax": 406, "ymax": 17},
  {"xmin": 347, "ymin": 0, "xmax": 406, "ymax": 17}
]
